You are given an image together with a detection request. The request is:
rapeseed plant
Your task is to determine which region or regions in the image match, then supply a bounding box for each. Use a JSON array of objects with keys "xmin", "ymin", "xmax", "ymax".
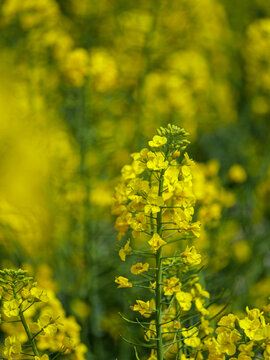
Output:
[
  {"xmin": 114, "ymin": 125, "xmax": 270, "ymax": 359},
  {"xmin": 0, "ymin": 268, "xmax": 87, "ymax": 360}
]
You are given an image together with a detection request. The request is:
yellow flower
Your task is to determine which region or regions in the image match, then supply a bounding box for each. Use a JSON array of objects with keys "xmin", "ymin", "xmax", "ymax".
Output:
[
  {"xmin": 216, "ymin": 331, "xmax": 238, "ymax": 356},
  {"xmin": 182, "ymin": 327, "xmax": 200, "ymax": 348},
  {"xmin": 30, "ymin": 287, "xmax": 48, "ymax": 302},
  {"xmin": 132, "ymin": 299, "xmax": 154, "ymax": 318},
  {"xmin": 130, "ymin": 262, "xmax": 149, "ymax": 275},
  {"xmin": 119, "ymin": 240, "xmax": 132, "ymax": 261},
  {"xmin": 180, "ymin": 245, "xmax": 201, "ymax": 265},
  {"xmin": 35, "ymin": 355, "xmax": 49, "ymax": 360},
  {"xmin": 218, "ymin": 314, "xmax": 236, "ymax": 329},
  {"xmin": 63, "ymin": 48, "xmax": 89, "ymax": 87},
  {"xmin": 228, "ymin": 164, "xmax": 247, "ymax": 183},
  {"xmin": 115, "ymin": 276, "xmax": 132, "ymax": 288},
  {"xmin": 238, "ymin": 316, "xmax": 264, "ymax": 341},
  {"xmin": 194, "ymin": 283, "xmax": 210, "ymax": 298},
  {"xmin": 195, "ymin": 298, "xmax": 209, "ymax": 315},
  {"xmin": 3, "ymin": 299, "xmax": 20, "ymax": 317},
  {"xmin": 61, "ymin": 336, "xmax": 77, "ymax": 352},
  {"xmin": 148, "ymin": 135, "xmax": 167, "ymax": 147},
  {"xmin": 121, "ymin": 164, "xmax": 136, "ymax": 180},
  {"xmin": 3, "ymin": 336, "xmax": 22, "ymax": 359},
  {"xmin": 148, "ymin": 233, "xmax": 166, "ymax": 252},
  {"xmin": 176, "ymin": 291, "xmax": 192, "ymax": 311},
  {"xmin": 163, "ymin": 166, "xmax": 179, "ymax": 193},
  {"xmin": 181, "ymin": 165, "xmax": 192, "ymax": 184},
  {"xmin": 129, "ymin": 212, "xmax": 147, "ymax": 232},
  {"xmin": 163, "ymin": 277, "xmax": 181, "ymax": 295},
  {"xmin": 21, "ymin": 287, "xmax": 30, "ymax": 299},
  {"xmin": 238, "ymin": 342, "xmax": 254, "ymax": 358},
  {"xmin": 200, "ymin": 317, "xmax": 214, "ymax": 335},
  {"xmin": 189, "ymin": 221, "xmax": 201, "ymax": 238},
  {"xmin": 147, "ymin": 152, "xmax": 168, "ymax": 171},
  {"xmin": 144, "ymin": 320, "xmax": 156, "ymax": 341},
  {"xmin": 184, "ymin": 152, "xmax": 195, "ymax": 166},
  {"xmin": 144, "ymin": 194, "xmax": 164, "ymax": 214},
  {"xmin": 38, "ymin": 314, "xmax": 58, "ymax": 336}
]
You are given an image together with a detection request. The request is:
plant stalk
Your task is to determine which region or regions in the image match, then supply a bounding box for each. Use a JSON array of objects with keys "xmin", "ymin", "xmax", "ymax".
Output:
[
  {"xmin": 156, "ymin": 171, "xmax": 164, "ymax": 360},
  {"xmin": 19, "ymin": 310, "xmax": 40, "ymax": 357}
]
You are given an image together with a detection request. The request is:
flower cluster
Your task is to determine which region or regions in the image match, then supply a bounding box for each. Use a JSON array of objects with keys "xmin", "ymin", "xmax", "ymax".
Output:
[
  {"xmin": 113, "ymin": 125, "xmax": 270, "ymax": 360},
  {"xmin": 204, "ymin": 308, "xmax": 270, "ymax": 360},
  {"xmin": 113, "ymin": 125, "xmax": 207, "ymax": 359},
  {"xmin": 0, "ymin": 268, "xmax": 87, "ymax": 360}
]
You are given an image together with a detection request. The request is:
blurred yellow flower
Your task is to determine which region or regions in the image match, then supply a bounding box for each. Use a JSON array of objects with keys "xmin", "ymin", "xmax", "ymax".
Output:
[
  {"xmin": 3, "ymin": 299, "xmax": 20, "ymax": 317},
  {"xmin": 228, "ymin": 164, "xmax": 247, "ymax": 183},
  {"xmin": 3, "ymin": 335, "xmax": 22, "ymax": 359}
]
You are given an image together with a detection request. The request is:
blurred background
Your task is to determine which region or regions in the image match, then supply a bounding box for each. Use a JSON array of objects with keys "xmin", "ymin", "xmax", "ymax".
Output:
[{"xmin": 0, "ymin": 0, "xmax": 270, "ymax": 358}]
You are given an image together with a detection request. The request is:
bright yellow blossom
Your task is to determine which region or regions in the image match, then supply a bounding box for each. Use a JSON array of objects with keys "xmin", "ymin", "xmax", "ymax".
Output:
[
  {"xmin": 163, "ymin": 277, "xmax": 181, "ymax": 296},
  {"xmin": 194, "ymin": 283, "xmax": 210, "ymax": 298},
  {"xmin": 218, "ymin": 314, "xmax": 236, "ymax": 329},
  {"xmin": 119, "ymin": 239, "xmax": 132, "ymax": 261},
  {"xmin": 144, "ymin": 194, "xmax": 164, "ymax": 214},
  {"xmin": 148, "ymin": 233, "xmax": 166, "ymax": 252},
  {"xmin": 182, "ymin": 327, "xmax": 200, "ymax": 347},
  {"xmin": 147, "ymin": 152, "xmax": 168, "ymax": 171},
  {"xmin": 180, "ymin": 245, "xmax": 201, "ymax": 265},
  {"xmin": 148, "ymin": 135, "xmax": 167, "ymax": 147},
  {"xmin": 3, "ymin": 299, "xmax": 20, "ymax": 317},
  {"xmin": 132, "ymin": 299, "xmax": 154, "ymax": 318},
  {"xmin": 189, "ymin": 221, "xmax": 201, "ymax": 237},
  {"xmin": 176, "ymin": 291, "xmax": 192, "ymax": 311},
  {"xmin": 238, "ymin": 342, "xmax": 254, "ymax": 358},
  {"xmin": 195, "ymin": 297, "xmax": 209, "ymax": 315},
  {"xmin": 130, "ymin": 262, "xmax": 149, "ymax": 275},
  {"xmin": 115, "ymin": 276, "xmax": 132, "ymax": 288},
  {"xmin": 216, "ymin": 330, "xmax": 240, "ymax": 356},
  {"xmin": 163, "ymin": 166, "xmax": 179, "ymax": 193}
]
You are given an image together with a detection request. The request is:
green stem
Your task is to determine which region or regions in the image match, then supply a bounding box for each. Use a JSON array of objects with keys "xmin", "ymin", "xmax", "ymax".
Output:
[
  {"xmin": 156, "ymin": 248, "xmax": 163, "ymax": 360},
  {"xmin": 156, "ymin": 172, "xmax": 164, "ymax": 360},
  {"xmin": 12, "ymin": 287, "xmax": 40, "ymax": 357},
  {"xmin": 19, "ymin": 310, "xmax": 40, "ymax": 357}
]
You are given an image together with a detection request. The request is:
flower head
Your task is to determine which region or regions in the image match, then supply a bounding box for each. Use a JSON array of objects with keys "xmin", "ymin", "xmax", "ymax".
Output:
[
  {"xmin": 131, "ymin": 262, "xmax": 149, "ymax": 275},
  {"xmin": 148, "ymin": 135, "xmax": 167, "ymax": 148},
  {"xmin": 115, "ymin": 276, "xmax": 132, "ymax": 288},
  {"xmin": 148, "ymin": 233, "xmax": 166, "ymax": 252}
]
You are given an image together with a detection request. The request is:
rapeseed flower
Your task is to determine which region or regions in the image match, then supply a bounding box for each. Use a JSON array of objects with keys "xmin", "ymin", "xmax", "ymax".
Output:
[
  {"xmin": 115, "ymin": 276, "xmax": 132, "ymax": 288},
  {"xmin": 148, "ymin": 233, "xmax": 166, "ymax": 252}
]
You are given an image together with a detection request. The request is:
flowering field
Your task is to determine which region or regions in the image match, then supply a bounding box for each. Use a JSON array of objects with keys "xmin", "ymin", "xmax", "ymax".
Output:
[{"xmin": 0, "ymin": 0, "xmax": 270, "ymax": 359}]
